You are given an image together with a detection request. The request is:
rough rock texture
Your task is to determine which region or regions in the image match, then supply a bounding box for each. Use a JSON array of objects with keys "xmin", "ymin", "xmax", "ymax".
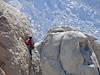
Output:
[
  {"xmin": 0, "ymin": 1, "xmax": 40, "ymax": 75},
  {"xmin": 37, "ymin": 26, "xmax": 100, "ymax": 75},
  {"xmin": 30, "ymin": 48, "xmax": 41, "ymax": 75},
  {"xmin": 90, "ymin": 41, "xmax": 100, "ymax": 65}
]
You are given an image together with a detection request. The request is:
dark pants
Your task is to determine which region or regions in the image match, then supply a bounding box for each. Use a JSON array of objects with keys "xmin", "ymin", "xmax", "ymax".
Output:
[{"xmin": 27, "ymin": 46, "xmax": 33, "ymax": 55}]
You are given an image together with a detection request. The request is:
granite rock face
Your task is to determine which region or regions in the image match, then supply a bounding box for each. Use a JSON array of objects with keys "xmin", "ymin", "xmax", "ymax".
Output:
[
  {"xmin": 90, "ymin": 41, "xmax": 100, "ymax": 65},
  {"xmin": 0, "ymin": 1, "xmax": 40, "ymax": 75},
  {"xmin": 37, "ymin": 26, "xmax": 100, "ymax": 75},
  {"xmin": 1, "ymin": 1, "xmax": 100, "ymax": 75}
]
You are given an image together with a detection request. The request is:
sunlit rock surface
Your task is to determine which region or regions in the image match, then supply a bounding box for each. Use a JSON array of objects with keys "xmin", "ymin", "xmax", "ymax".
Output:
[
  {"xmin": 37, "ymin": 26, "xmax": 100, "ymax": 75},
  {"xmin": 90, "ymin": 40, "xmax": 100, "ymax": 65},
  {"xmin": 0, "ymin": 0, "xmax": 100, "ymax": 75},
  {"xmin": 0, "ymin": 1, "xmax": 40, "ymax": 75}
]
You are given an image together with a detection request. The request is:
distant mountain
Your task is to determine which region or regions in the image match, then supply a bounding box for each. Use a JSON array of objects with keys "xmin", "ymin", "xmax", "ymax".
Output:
[{"xmin": 4, "ymin": 0, "xmax": 100, "ymax": 41}]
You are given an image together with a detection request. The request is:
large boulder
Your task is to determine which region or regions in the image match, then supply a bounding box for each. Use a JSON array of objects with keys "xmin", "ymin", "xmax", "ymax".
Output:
[
  {"xmin": 0, "ymin": 1, "xmax": 40, "ymax": 75},
  {"xmin": 37, "ymin": 26, "xmax": 100, "ymax": 75}
]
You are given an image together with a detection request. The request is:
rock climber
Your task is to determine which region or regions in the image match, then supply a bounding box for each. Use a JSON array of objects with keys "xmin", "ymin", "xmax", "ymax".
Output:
[{"xmin": 25, "ymin": 35, "xmax": 34, "ymax": 56}]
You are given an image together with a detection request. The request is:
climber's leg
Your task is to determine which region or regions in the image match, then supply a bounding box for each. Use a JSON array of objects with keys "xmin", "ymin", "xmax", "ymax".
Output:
[{"xmin": 27, "ymin": 46, "xmax": 32, "ymax": 56}]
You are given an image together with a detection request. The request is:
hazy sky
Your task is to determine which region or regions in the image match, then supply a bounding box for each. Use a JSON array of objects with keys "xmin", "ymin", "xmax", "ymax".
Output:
[{"xmin": 5, "ymin": 0, "xmax": 100, "ymax": 41}]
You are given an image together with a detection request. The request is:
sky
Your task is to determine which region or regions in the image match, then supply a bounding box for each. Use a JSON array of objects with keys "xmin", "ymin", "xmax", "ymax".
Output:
[{"xmin": 5, "ymin": 0, "xmax": 100, "ymax": 42}]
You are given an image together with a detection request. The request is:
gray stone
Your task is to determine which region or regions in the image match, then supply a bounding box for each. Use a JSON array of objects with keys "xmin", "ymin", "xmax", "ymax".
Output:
[
  {"xmin": 38, "ymin": 27, "xmax": 99, "ymax": 75},
  {"xmin": 0, "ymin": 1, "xmax": 40, "ymax": 75}
]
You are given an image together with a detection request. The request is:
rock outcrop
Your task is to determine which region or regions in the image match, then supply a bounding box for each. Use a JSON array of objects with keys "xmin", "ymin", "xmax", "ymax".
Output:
[
  {"xmin": 89, "ymin": 40, "xmax": 100, "ymax": 65},
  {"xmin": 1, "ymin": 1, "xmax": 100, "ymax": 75},
  {"xmin": 0, "ymin": 1, "xmax": 40, "ymax": 75},
  {"xmin": 37, "ymin": 26, "xmax": 100, "ymax": 75}
]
